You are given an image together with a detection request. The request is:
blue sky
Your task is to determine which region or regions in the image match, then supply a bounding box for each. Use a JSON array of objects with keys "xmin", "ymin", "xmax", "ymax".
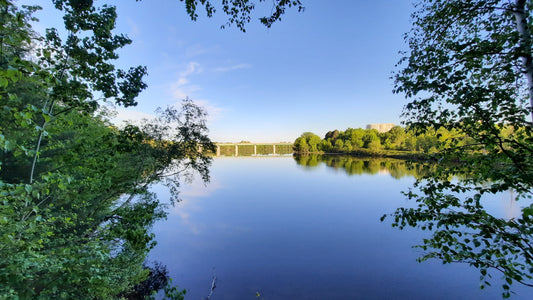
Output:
[{"xmin": 24, "ymin": 0, "xmax": 414, "ymax": 142}]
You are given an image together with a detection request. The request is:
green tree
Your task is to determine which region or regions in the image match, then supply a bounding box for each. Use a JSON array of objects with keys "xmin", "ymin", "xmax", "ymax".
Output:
[
  {"xmin": 320, "ymin": 139, "xmax": 333, "ymax": 152},
  {"xmin": 301, "ymin": 132, "xmax": 322, "ymax": 152},
  {"xmin": 415, "ymin": 128, "xmax": 439, "ymax": 153},
  {"xmin": 341, "ymin": 128, "xmax": 365, "ymax": 149},
  {"xmin": 387, "ymin": 125, "xmax": 406, "ymax": 150},
  {"xmin": 402, "ymin": 133, "xmax": 418, "ymax": 151},
  {"xmin": 389, "ymin": 0, "xmax": 533, "ymax": 296},
  {"xmin": 293, "ymin": 136, "xmax": 309, "ymax": 153},
  {"xmin": 0, "ymin": 1, "xmax": 213, "ymax": 298},
  {"xmin": 333, "ymin": 138, "xmax": 344, "ymax": 152},
  {"xmin": 343, "ymin": 140, "xmax": 353, "ymax": 152},
  {"xmin": 324, "ymin": 129, "xmax": 340, "ymax": 143},
  {"xmin": 366, "ymin": 139, "xmax": 382, "ymax": 152},
  {"xmin": 362, "ymin": 129, "xmax": 380, "ymax": 149}
]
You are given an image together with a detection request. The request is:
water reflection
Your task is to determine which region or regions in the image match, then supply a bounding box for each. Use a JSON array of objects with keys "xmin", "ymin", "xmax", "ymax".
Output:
[
  {"xmin": 294, "ymin": 153, "xmax": 435, "ymax": 179},
  {"xmin": 295, "ymin": 154, "xmax": 530, "ymax": 294},
  {"xmin": 148, "ymin": 156, "xmax": 531, "ymax": 299}
]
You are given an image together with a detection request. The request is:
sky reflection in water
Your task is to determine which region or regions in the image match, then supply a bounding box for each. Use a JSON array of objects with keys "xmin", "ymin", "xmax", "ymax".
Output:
[{"xmin": 149, "ymin": 156, "xmax": 530, "ymax": 299}]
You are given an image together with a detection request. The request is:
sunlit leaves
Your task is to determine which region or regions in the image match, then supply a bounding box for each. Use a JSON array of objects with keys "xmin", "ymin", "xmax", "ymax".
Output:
[{"xmin": 0, "ymin": 1, "xmax": 214, "ymax": 298}]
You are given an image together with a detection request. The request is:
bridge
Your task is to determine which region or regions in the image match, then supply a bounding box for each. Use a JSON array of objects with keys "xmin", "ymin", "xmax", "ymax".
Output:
[{"xmin": 214, "ymin": 143, "xmax": 293, "ymax": 157}]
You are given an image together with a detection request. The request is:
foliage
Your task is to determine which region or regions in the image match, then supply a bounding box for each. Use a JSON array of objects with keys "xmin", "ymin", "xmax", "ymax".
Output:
[
  {"xmin": 293, "ymin": 136, "xmax": 310, "ymax": 153},
  {"xmin": 293, "ymin": 132, "xmax": 320, "ymax": 153},
  {"xmin": 0, "ymin": 1, "xmax": 214, "ymax": 298},
  {"xmin": 119, "ymin": 262, "xmax": 187, "ymax": 300},
  {"xmin": 136, "ymin": 0, "xmax": 304, "ymax": 32},
  {"xmin": 293, "ymin": 125, "xmax": 473, "ymax": 155},
  {"xmin": 388, "ymin": 0, "xmax": 533, "ymax": 297}
]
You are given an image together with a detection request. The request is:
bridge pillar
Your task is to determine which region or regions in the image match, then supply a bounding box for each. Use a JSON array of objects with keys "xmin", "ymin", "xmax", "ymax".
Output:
[
  {"xmin": 235, "ymin": 144, "xmax": 238, "ymax": 156},
  {"xmin": 254, "ymin": 144, "xmax": 257, "ymax": 156},
  {"xmin": 216, "ymin": 145, "xmax": 220, "ymax": 157},
  {"xmin": 273, "ymin": 144, "xmax": 276, "ymax": 155}
]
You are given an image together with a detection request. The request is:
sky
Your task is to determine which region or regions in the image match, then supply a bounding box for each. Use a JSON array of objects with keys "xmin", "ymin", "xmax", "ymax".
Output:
[{"xmin": 22, "ymin": 0, "xmax": 415, "ymax": 143}]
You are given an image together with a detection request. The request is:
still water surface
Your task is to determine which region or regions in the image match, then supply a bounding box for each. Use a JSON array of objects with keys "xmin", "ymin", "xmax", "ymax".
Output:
[{"xmin": 149, "ymin": 156, "xmax": 530, "ymax": 299}]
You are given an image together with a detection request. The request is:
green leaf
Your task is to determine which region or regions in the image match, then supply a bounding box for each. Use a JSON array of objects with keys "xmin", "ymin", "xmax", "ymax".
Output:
[{"xmin": 0, "ymin": 77, "xmax": 8, "ymax": 88}]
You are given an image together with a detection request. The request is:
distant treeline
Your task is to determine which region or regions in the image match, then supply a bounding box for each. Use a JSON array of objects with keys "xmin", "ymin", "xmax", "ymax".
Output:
[{"xmin": 293, "ymin": 126, "xmax": 492, "ymax": 154}]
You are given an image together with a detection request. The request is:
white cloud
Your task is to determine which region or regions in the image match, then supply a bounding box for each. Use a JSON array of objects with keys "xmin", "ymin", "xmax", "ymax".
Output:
[
  {"xmin": 172, "ymin": 88, "xmax": 188, "ymax": 100},
  {"xmin": 171, "ymin": 83, "xmax": 201, "ymax": 100},
  {"xmin": 214, "ymin": 63, "xmax": 252, "ymax": 72},
  {"xmin": 164, "ymin": 62, "xmax": 226, "ymax": 127},
  {"xmin": 170, "ymin": 62, "xmax": 203, "ymax": 100},
  {"xmin": 176, "ymin": 77, "xmax": 189, "ymax": 86},
  {"xmin": 180, "ymin": 61, "xmax": 202, "ymax": 77},
  {"xmin": 111, "ymin": 108, "xmax": 156, "ymax": 127},
  {"xmin": 172, "ymin": 88, "xmax": 188, "ymax": 99}
]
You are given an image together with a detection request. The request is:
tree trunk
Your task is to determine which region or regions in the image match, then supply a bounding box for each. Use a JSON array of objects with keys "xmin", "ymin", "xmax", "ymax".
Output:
[{"xmin": 514, "ymin": 0, "xmax": 533, "ymax": 123}]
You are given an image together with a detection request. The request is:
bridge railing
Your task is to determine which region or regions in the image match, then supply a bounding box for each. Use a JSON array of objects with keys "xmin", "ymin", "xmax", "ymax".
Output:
[{"xmin": 214, "ymin": 143, "xmax": 293, "ymax": 157}]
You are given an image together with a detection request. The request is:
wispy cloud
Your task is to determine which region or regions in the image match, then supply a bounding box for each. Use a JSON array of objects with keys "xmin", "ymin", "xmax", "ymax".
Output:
[
  {"xmin": 214, "ymin": 63, "xmax": 252, "ymax": 72},
  {"xmin": 180, "ymin": 61, "xmax": 202, "ymax": 77},
  {"xmin": 166, "ymin": 62, "xmax": 226, "ymax": 125},
  {"xmin": 171, "ymin": 62, "xmax": 203, "ymax": 100},
  {"xmin": 171, "ymin": 82, "xmax": 201, "ymax": 100}
]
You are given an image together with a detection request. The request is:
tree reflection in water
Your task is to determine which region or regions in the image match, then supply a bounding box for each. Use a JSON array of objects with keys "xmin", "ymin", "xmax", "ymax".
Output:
[{"xmin": 294, "ymin": 154, "xmax": 532, "ymax": 297}]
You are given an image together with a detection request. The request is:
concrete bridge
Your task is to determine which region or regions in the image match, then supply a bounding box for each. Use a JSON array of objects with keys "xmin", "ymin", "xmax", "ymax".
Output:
[{"xmin": 215, "ymin": 143, "xmax": 293, "ymax": 157}]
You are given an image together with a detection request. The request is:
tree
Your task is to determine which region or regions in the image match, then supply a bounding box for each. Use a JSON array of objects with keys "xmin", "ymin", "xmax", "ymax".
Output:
[
  {"xmin": 333, "ymin": 138, "xmax": 344, "ymax": 152},
  {"xmin": 362, "ymin": 129, "xmax": 380, "ymax": 149},
  {"xmin": 301, "ymin": 132, "xmax": 321, "ymax": 152},
  {"xmin": 402, "ymin": 133, "xmax": 418, "ymax": 151},
  {"xmin": 0, "ymin": 1, "xmax": 214, "ymax": 298},
  {"xmin": 324, "ymin": 129, "xmax": 340, "ymax": 142},
  {"xmin": 293, "ymin": 132, "xmax": 321, "ymax": 153},
  {"xmin": 387, "ymin": 125, "xmax": 406, "ymax": 149},
  {"xmin": 293, "ymin": 136, "xmax": 309, "ymax": 153},
  {"xmin": 341, "ymin": 128, "xmax": 365, "ymax": 149},
  {"xmin": 320, "ymin": 139, "xmax": 333, "ymax": 152},
  {"xmin": 389, "ymin": 0, "xmax": 533, "ymax": 297},
  {"xmin": 414, "ymin": 128, "xmax": 439, "ymax": 153},
  {"xmin": 343, "ymin": 140, "xmax": 353, "ymax": 152},
  {"xmin": 140, "ymin": 0, "xmax": 304, "ymax": 32}
]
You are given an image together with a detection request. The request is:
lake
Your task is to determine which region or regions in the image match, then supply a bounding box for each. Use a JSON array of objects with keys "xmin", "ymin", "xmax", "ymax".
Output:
[{"xmin": 148, "ymin": 155, "xmax": 531, "ymax": 299}]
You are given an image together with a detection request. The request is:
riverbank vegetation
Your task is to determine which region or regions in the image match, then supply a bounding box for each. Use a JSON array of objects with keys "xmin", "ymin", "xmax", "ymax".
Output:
[
  {"xmin": 293, "ymin": 125, "xmax": 478, "ymax": 159},
  {"xmin": 0, "ymin": 2, "xmax": 213, "ymax": 298}
]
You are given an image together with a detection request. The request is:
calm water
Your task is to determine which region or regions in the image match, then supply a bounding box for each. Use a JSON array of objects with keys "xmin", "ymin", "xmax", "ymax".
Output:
[{"xmin": 148, "ymin": 156, "xmax": 531, "ymax": 299}]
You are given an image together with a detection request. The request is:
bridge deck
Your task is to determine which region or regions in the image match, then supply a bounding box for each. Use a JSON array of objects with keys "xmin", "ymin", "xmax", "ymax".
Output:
[{"xmin": 214, "ymin": 143, "xmax": 293, "ymax": 157}]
